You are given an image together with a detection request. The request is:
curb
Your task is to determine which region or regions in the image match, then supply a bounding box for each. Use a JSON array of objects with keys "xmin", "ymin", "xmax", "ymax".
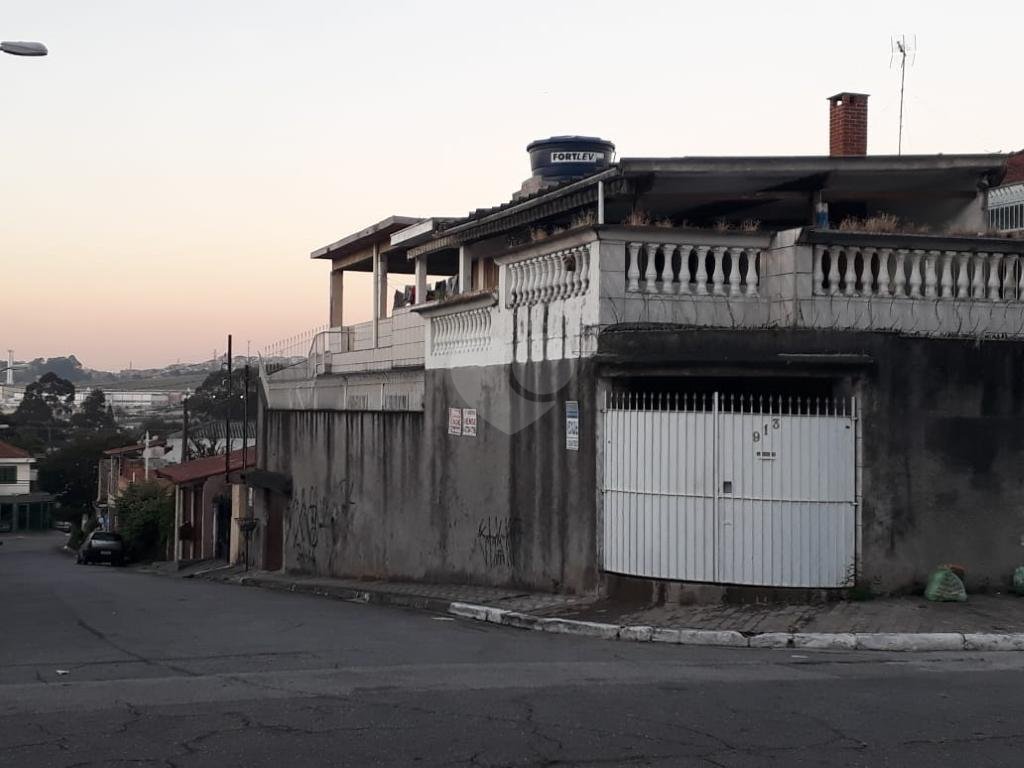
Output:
[
  {"xmin": 448, "ymin": 603, "xmax": 1024, "ymax": 653},
  {"xmin": 235, "ymin": 574, "xmax": 456, "ymax": 614},
  {"xmin": 187, "ymin": 569, "xmax": 1024, "ymax": 653}
]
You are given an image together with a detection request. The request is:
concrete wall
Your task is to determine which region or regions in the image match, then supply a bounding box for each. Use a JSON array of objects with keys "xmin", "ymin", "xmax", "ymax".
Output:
[
  {"xmin": 598, "ymin": 327, "xmax": 1024, "ymax": 593},
  {"xmin": 260, "ymin": 358, "xmax": 599, "ymax": 593}
]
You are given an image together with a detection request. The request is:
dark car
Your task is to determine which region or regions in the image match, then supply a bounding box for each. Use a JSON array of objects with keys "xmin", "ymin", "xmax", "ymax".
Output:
[{"xmin": 77, "ymin": 531, "xmax": 125, "ymax": 566}]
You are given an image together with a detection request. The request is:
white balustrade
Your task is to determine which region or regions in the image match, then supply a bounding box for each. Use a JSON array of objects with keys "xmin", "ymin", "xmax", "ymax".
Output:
[
  {"xmin": 431, "ymin": 307, "xmax": 493, "ymax": 355},
  {"xmin": 624, "ymin": 241, "xmax": 761, "ymax": 297},
  {"xmin": 506, "ymin": 246, "xmax": 592, "ymax": 309},
  {"xmin": 813, "ymin": 245, "xmax": 1024, "ymax": 302}
]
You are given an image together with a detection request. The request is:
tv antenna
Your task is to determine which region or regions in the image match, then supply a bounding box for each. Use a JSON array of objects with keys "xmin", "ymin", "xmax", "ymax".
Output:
[{"xmin": 890, "ymin": 35, "xmax": 917, "ymax": 155}]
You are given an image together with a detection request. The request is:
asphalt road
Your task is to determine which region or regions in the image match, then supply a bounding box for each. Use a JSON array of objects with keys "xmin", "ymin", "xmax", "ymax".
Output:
[{"xmin": 3, "ymin": 533, "xmax": 1024, "ymax": 767}]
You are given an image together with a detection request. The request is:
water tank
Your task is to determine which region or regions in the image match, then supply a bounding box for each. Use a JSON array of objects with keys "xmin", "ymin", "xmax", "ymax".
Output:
[{"xmin": 526, "ymin": 136, "xmax": 615, "ymax": 182}]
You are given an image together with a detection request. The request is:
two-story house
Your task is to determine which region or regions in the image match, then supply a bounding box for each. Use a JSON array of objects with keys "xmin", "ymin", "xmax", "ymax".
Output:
[
  {"xmin": 252, "ymin": 91, "xmax": 1024, "ymax": 598},
  {"xmin": 0, "ymin": 440, "xmax": 55, "ymax": 532}
]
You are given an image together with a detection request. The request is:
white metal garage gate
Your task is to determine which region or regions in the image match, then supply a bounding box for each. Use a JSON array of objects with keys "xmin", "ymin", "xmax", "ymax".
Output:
[{"xmin": 602, "ymin": 391, "xmax": 857, "ymax": 588}]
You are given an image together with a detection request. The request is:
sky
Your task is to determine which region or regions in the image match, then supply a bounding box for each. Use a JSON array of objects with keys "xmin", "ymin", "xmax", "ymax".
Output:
[{"xmin": 2, "ymin": 0, "xmax": 1022, "ymax": 371}]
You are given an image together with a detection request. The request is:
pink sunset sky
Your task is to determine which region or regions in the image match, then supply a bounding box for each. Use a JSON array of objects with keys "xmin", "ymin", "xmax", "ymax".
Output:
[{"xmin": 2, "ymin": 0, "xmax": 1021, "ymax": 371}]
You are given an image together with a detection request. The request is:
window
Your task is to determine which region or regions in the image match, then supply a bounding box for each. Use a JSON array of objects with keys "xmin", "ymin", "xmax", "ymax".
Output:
[
  {"xmin": 991, "ymin": 202, "xmax": 1024, "ymax": 232},
  {"xmin": 0, "ymin": 466, "xmax": 17, "ymax": 484}
]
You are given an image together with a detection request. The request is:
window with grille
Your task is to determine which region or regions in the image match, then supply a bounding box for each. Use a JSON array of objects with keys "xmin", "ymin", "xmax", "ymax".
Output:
[{"xmin": 991, "ymin": 202, "xmax": 1024, "ymax": 231}]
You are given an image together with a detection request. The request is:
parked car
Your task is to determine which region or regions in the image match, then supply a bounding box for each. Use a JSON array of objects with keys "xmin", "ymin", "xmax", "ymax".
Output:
[
  {"xmin": 77, "ymin": 531, "xmax": 125, "ymax": 566},
  {"xmin": 54, "ymin": 521, "xmax": 72, "ymax": 533}
]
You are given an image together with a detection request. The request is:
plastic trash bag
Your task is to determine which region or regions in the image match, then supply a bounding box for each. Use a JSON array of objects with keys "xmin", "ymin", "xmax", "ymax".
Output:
[
  {"xmin": 1012, "ymin": 566, "xmax": 1024, "ymax": 596},
  {"xmin": 925, "ymin": 567, "xmax": 967, "ymax": 602}
]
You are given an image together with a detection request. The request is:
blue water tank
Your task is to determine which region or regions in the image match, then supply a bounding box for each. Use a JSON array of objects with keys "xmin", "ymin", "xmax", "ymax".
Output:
[{"xmin": 526, "ymin": 136, "xmax": 615, "ymax": 182}]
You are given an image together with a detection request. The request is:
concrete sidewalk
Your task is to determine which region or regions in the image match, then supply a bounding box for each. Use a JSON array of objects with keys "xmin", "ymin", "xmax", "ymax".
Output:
[{"xmin": 155, "ymin": 564, "xmax": 1024, "ymax": 652}]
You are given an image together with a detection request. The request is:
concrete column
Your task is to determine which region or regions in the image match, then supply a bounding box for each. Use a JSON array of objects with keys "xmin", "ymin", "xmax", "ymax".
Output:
[
  {"xmin": 372, "ymin": 243, "xmax": 380, "ymax": 347},
  {"xmin": 378, "ymin": 250, "xmax": 389, "ymax": 318},
  {"xmin": 415, "ymin": 256, "xmax": 428, "ymax": 305},
  {"xmin": 329, "ymin": 269, "xmax": 344, "ymax": 327},
  {"xmin": 458, "ymin": 245, "xmax": 472, "ymax": 294}
]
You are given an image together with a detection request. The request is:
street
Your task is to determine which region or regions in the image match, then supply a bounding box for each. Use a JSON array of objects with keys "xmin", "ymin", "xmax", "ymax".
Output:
[{"xmin": 3, "ymin": 534, "xmax": 1024, "ymax": 767}]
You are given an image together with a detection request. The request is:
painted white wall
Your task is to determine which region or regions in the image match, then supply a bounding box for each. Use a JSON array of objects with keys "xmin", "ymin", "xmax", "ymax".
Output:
[{"xmin": 0, "ymin": 458, "xmax": 34, "ymax": 496}]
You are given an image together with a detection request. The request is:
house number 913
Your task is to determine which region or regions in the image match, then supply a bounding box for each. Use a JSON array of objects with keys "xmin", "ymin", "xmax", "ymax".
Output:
[{"xmin": 751, "ymin": 418, "xmax": 781, "ymax": 443}]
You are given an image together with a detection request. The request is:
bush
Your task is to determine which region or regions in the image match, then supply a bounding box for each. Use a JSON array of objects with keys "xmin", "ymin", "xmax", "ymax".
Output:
[
  {"xmin": 116, "ymin": 482, "xmax": 174, "ymax": 562},
  {"xmin": 67, "ymin": 515, "xmax": 97, "ymax": 551}
]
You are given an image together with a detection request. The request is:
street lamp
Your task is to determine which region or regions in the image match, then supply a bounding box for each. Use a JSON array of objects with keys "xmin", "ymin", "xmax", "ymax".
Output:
[{"xmin": 1, "ymin": 41, "xmax": 48, "ymax": 57}]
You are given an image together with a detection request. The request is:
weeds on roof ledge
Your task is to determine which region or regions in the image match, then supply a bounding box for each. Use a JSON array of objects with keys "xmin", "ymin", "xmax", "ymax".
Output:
[{"xmin": 836, "ymin": 213, "xmax": 1016, "ymax": 238}]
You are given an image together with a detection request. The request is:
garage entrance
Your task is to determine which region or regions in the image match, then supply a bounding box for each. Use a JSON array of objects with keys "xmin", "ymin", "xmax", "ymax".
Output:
[{"xmin": 602, "ymin": 391, "xmax": 857, "ymax": 588}]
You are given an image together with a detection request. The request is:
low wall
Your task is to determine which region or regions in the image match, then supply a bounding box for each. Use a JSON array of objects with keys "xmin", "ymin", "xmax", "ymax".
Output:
[{"xmin": 261, "ymin": 358, "xmax": 599, "ymax": 593}]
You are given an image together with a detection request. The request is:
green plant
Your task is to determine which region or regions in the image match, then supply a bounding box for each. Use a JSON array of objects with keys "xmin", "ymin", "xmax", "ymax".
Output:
[
  {"xmin": 116, "ymin": 481, "xmax": 174, "ymax": 562},
  {"xmin": 714, "ymin": 218, "xmax": 734, "ymax": 232}
]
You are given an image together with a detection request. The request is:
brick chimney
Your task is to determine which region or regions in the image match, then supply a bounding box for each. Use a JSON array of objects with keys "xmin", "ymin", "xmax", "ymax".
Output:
[{"xmin": 828, "ymin": 92, "xmax": 869, "ymax": 156}]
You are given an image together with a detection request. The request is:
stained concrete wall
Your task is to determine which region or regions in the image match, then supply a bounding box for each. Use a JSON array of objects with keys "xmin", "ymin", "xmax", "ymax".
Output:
[
  {"xmin": 599, "ymin": 327, "xmax": 1024, "ymax": 593},
  {"xmin": 261, "ymin": 358, "xmax": 599, "ymax": 593}
]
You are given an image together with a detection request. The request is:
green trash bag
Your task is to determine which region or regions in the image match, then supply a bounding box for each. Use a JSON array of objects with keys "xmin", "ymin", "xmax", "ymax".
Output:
[
  {"xmin": 925, "ymin": 568, "xmax": 967, "ymax": 602},
  {"xmin": 1012, "ymin": 567, "xmax": 1024, "ymax": 596}
]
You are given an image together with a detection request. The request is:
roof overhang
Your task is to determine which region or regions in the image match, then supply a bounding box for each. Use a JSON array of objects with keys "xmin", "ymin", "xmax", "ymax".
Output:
[{"xmin": 311, "ymin": 216, "xmax": 422, "ymax": 262}]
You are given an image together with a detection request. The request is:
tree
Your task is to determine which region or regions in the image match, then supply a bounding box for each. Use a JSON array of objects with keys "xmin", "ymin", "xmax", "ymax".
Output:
[
  {"xmin": 37, "ymin": 430, "xmax": 131, "ymax": 519},
  {"xmin": 116, "ymin": 481, "xmax": 174, "ymax": 561},
  {"xmin": 188, "ymin": 368, "xmax": 257, "ymax": 424},
  {"xmin": 17, "ymin": 373, "xmax": 76, "ymax": 422},
  {"xmin": 70, "ymin": 388, "xmax": 117, "ymax": 431},
  {"xmin": 37, "ymin": 372, "xmax": 76, "ymax": 419},
  {"xmin": 12, "ymin": 387, "xmax": 54, "ymax": 425}
]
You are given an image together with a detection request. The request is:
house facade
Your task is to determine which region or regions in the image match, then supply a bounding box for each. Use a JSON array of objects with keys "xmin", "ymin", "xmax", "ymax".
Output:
[
  {"xmin": 159, "ymin": 448, "xmax": 255, "ymax": 565},
  {"xmin": 0, "ymin": 440, "xmax": 55, "ymax": 532},
  {"xmin": 252, "ymin": 93, "xmax": 1024, "ymax": 597}
]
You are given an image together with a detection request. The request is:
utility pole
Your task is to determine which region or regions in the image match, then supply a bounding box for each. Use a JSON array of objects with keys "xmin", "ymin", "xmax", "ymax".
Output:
[
  {"xmin": 181, "ymin": 395, "xmax": 190, "ymax": 463},
  {"xmin": 242, "ymin": 363, "xmax": 250, "ymax": 468},
  {"xmin": 225, "ymin": 334, "xmax": 232, "ymax": 480}
]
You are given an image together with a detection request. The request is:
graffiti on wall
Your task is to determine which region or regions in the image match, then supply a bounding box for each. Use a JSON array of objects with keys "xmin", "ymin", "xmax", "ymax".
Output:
[
  {"xmin": 476, "ymin": 515, "xmax": 522, "ymax": 569},
  {"xmin": 286, "ymin": 479, "xmax": 354, "ymax": 571}
]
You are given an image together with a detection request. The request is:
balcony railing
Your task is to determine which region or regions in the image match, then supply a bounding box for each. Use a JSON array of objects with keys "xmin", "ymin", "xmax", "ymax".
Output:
[
  {"xmin": 625, "ymin": 241, "xmax": 761, "ymax": 297},
  {"xmin": 506, "ymin": 244, "xmax": 591, "ymax": 308},
  {"xmin": 267, "ymin": 226, "xmax": 1024, "ymax": 389},
  {"xmin": 813, "ymin": 244, "xmax": 1024, "ymax": 301},
  {"xmin": 803, "ymin": 231, "xmax": 1024, "ymax": 337}
]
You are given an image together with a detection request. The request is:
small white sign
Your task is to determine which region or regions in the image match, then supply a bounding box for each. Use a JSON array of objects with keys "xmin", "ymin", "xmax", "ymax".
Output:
[
  {"xmin": 565, "ymin": 400, "xmax": 579, "ymax": 451},
  {"xmin": 448, "ymin": 407, "xmax": 462, "ymax": 436},
  {"xmin": 462, "ymin": 408, "xmax": 477, "ymax": 437}
]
